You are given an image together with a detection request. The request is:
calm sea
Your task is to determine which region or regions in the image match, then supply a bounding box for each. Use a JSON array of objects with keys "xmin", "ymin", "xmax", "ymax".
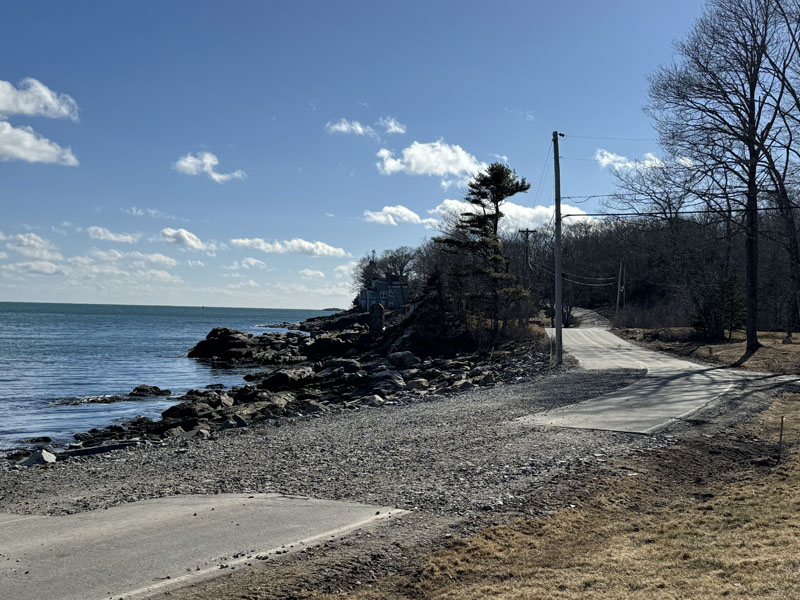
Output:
[{"xmin": 0, "ymin": 302, "xmax": 332, "ymax": 450}]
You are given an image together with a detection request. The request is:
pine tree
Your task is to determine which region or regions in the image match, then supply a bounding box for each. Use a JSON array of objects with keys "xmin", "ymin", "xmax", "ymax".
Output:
[{"xmin": 436, "ymin": 162, "xmax": 530, "ymax": 342}]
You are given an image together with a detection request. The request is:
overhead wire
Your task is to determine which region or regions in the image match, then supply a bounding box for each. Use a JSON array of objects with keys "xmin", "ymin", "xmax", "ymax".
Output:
[
  {"xmin": 562, "ymin": 134, "xmax": 658, "ymax": 141},
  {"xmin": 525, "ymin": 141, "xmax": 553, "ymax": 231},
  {"xmin": 561, "ymin": 205, "xmax": 800, "ymax": 219},
  {"xmin": 526, "ymin": 258, "xmax": 616, "ymax": 283}
]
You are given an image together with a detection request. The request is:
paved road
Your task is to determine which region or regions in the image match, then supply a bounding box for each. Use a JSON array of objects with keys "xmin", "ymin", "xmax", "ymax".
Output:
[
  {"xmin": 521, "ymin": 309, "xmax": 778, "ymax": 433},
  {"xmin": 0, "ymin": 494, "xmax": 403, "ymax": 600}
]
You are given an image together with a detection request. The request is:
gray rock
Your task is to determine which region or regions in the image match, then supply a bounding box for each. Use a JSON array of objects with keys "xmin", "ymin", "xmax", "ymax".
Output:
[
  {"xmin": 388, "ymin": 351, "xmax": 419, "ymax": 369},
  {"xmin": 259, "ymin": 366, "xmax": 315, "ymax": 391},
  {"xmin": 364, "ymin": 394, "xmax": 385, "ymax": 407},
  {"xmin": 129, "ymin": 384, "xmax": 171, "ymax": 397},
  {"xmin": 407, "ymin": 378, "xmax": 430, "ymax": 390},
  {"xmin": 322, "ymin": 358, "xmax": 362, "ymax": 373},
  {"xmin": 22, "ymin": 449, "xmax": 57, "ymax": 466},
  {"xmin": 478, "ymin": 373, "xmax": 496, "ymax": 386},
  {"xmin": 162, "ymin": 426, "xmax": 185, "ymax": 438},
  {"xmin": 218, "ymin": 418, "xmax": 238, "ymax": 431},
  {"xmin": 449, "ymin": 380, "xmax": 475, "ymax": 393},
  {"xmin": 161, "ymin": 402, "xmax": 215, "ymax": 421}
]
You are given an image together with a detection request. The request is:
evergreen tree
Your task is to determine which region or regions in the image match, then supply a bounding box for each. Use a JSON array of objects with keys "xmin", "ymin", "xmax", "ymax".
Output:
[{"xmin": 436, "ymin": 162, "xmax": 530, "ymax": 342}]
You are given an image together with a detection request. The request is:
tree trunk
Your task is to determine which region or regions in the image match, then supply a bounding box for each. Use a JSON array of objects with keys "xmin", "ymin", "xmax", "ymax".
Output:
[{"xmin": 745, "ymin": 183, "xmax": 760, "ymax": 352}]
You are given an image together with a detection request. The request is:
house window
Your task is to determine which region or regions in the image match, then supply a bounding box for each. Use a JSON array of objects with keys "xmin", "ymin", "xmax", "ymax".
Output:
[{"xmin": 380, "ymin": 291, "xmax": 387, "ymax": 298}]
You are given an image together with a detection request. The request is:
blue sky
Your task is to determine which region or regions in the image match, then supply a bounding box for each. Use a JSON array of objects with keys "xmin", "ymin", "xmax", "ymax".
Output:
[{"xmin": 0, "ymin": 0, "xmax": 704, "ymax": 308}]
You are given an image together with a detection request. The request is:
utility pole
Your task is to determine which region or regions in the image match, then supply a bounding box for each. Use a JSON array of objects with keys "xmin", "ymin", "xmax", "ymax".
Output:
[
  {"xmin": 616, "ymin": 261, "xmax": 623, "ymax": 320},
  {"xmin": 518, "ymin": 228, "xmax": 536, "ymax": 269},
  {"xmin": 553, "ymin": 131, "xmax": 563, "ymax": 366}
]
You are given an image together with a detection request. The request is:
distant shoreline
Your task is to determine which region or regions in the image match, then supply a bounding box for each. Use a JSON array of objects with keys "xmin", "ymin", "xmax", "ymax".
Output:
[{"xmin": 0, "ymin": 300, "xmax": 340, "ymax": 312}]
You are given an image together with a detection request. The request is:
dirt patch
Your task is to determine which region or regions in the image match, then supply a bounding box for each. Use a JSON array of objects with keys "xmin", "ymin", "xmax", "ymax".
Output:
[{"xmin": 617, "ymin": 328, "xmax": 800, "ymax": 374}]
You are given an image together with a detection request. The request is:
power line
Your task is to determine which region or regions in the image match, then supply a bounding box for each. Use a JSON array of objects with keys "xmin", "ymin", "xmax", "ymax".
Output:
[
  {"xmin": 562, "ymin": 205, "xmax": 800, "ymax": 219},
  {"xmin": 526, "ymin": 142, "xmax": 552, "ymax": 230},
  {"xmin": 558, "ymin": 156, "xmax": 597, "ymax": 162},
  {"xmin": 563, "ymin": 187, "xmax": 771, "ymax": 200},
  {"xmin": 563, "ymin": 134, "xmax": 658, "ymax": 141},
  {"xmin": 527, "ymin": 258, "xmax": 616, "ymax": 282}
]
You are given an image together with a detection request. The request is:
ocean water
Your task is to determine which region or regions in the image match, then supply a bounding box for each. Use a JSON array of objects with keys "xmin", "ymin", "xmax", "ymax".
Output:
[{"xmin": 0, "ymin": 302, "xmax": 332, "ymax": 450}]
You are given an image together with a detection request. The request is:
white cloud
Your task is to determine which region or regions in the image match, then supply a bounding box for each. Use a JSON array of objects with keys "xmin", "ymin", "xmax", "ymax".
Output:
[
  {"xmin": 226, "ymin": 279, "xmax": 259, "ymax": 289},
  {"xmin": 0, "ymin": 78, "xmax": 79, "ymax": 121},
  {"xmin": 82, "ymin": 248, "xmax": 178, "ymax": 269},
  {"xmin": 224, "ymin": 257, "xmax": 268, "ymax": 271},
  {"xmin": 87, "ymin": 225, "xmax": 140, "ymax": 244},
  {"xmin": 158, "ymin": 232, "xmax": 222, "ymax": 257},
  {"xmin": 123, "ymin": 206, "xmax": 184, "ymax": 221},
  {"xmin": 5, "ymin": 232, "xmax": 63, "ymax": 261},
  {"xmin": 300, "ymin": 268, "xmax": 325, "ymax": 279},
  {"xmin": 378, "ymin": 116, "xmax": 406, "ymax": 134},
  {"xmin": 0, "ymin": 251, "xmax": 7, "ymax": 259},
  {"xmin": 230, "ymin": 237, "xmax": 349, "ymax": 257},
  {"xmin": 492, "ymin": 153, "xmax": 509, "ymax": 162},
  {"xmin": 363, "ymin": 204, "xmax": 438, "ymax": 228},
  {"xmin": 376, "ymin": 140, "xmax": 487, "ymax": 189},
  {"xmin": 187, "ymin": 260, "xmax": 205, "ymax": 268},
  {"xmin": 594, "ymin": 148, "xmax": 663, "ymax": 170},
  {"xmin": 131, "ymin": 252, "xmax": 178, "ymax": 267},
  {"xmin": 137, "ymin": 269, "xmax": 182, "ymax": 284},
  {"xmin": 173, "ymin": 151, "xmax": 246, "ymax": 184},
  {"xmin": 334, "ymin": 261, "xmax": 357, "ymax": 279},
  {"xmin": 325, "ymin": 212, "xmax": 335, "ymax": 218},
  {"xmin": 0, "ymin": 260, "xmax": 66, "ymax": 275},
  {"xmin": 160, "ymin": 227, "xmax": 210, "ymax": 251},
  {"xmin": 325, "ymin": 118, "xmax": 377, "ymax": 138},
  {"xmin": 428, "ymin": 199, "xmax": 592, "ymax": 233},
  {"xmin": 269, "ymin": 281, "xmax": 351, "ymax": 298},
  {"xmin": 0, "ymin": 121, "xmax": 78, "ymax": 166}
]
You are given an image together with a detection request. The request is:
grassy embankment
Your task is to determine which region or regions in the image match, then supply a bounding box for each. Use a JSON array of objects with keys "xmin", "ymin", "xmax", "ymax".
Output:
[
  {"xmin": 617, "ymin": 328, "xmax": 800, "ymax": 374},
  {"xmin": 313, "ymin": 393, "xmax": 800, "ymax": 600}
]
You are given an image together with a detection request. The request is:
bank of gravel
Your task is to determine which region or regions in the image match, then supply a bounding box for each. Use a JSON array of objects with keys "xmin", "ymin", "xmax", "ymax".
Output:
[{"xmin": 0, "ymin": 365, "xmax": 784, "ymax": 600}]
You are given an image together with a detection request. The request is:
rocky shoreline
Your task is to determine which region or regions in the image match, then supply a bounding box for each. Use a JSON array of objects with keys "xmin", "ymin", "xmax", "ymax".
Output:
[{"xmin": 5, "ymin": 309, "xmax": 551, "ymax": 465}]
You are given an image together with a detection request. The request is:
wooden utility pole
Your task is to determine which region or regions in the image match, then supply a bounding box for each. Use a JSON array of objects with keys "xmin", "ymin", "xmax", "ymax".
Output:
[
  {"xmin": 615, "ymin": 261, "xmax": 623, "ymax": 319},
  {"xmin": 518, "ymin": 228, "xmax": 536, "ymax": 269},
  {"xmin": 553, "ymin": 131, "xmax": 563, "ymax": 366}
]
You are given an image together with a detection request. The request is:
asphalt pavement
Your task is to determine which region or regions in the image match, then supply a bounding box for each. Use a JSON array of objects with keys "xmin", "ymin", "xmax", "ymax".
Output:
[
  {"xmin": 0, "ymin": 494, "xmax": 403, "ymax": 600},
  {"xmin": 521, "ymin": 309, "xmax": 782, "ymax": 433}
]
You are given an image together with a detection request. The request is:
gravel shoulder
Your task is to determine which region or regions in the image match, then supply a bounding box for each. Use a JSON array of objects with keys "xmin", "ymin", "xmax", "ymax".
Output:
[{"xmin": 0, "ymin": 365, "xmax": 786, "ymax": 599}]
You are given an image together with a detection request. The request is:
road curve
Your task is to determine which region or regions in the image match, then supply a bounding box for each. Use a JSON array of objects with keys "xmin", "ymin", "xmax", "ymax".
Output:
[{"xmin": 521, "ymin": 309, "xmax": 768, "ymax": 434}]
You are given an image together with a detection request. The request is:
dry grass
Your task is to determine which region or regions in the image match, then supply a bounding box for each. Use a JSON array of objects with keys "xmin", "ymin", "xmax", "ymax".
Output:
[
  {"xmin": 617, "ymin": 328, "xmax": 800, "ymax": 374},
  {"xmin": 314, "ymin": 395, "xmax": 800, "ymax": 600}
]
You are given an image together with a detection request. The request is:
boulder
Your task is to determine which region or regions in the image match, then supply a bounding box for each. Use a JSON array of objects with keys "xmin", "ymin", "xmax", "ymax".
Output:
[
  {"xmin": 161, "ymin": 401, "xmax": 215, "ymax": 421},
  {"xmin": 162, "ymin": 426, "xmax": 185, "ymax": 438},
  {"xmin": 370, "ymin": 369, "xmax": 406, "ymax": 388},
  {"xmin": 477, "ymin": 372, "xmax": 496, "ymax": 386},
  {"xmin": 304, "ymin": 335, "xmax": 351, "ymax": 359},
  {"xmin": 407, "ymin": 378, "xmax": 429, "ymax": 390},
  {"xmin": 258, "ymin": 366, "xmax": 315, "ymax": 391},
  {"xmin": 129, "ymin": 384, "xmax": 171, "ymax": 397},
  {"xmin": 22, "ymin": 449, "xmax": 57, "ymax": 466},
  {"xmin": 448, "ymin": 380, "xmax": 475, "ymax": 393},
  {"xmin": 188, "ymin": 327, "xmax": 255, "ymax": 359},
  {"xmin": 321, "ymin": 358, "xmax": 362, "ymax": 373},
  {"xmin": 364, "ymin": 394, "xmax": 385, "ymax": 407},
  {"xmin": 388, "ymin": 351, "xmax": 419, "ymax": 369}
]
